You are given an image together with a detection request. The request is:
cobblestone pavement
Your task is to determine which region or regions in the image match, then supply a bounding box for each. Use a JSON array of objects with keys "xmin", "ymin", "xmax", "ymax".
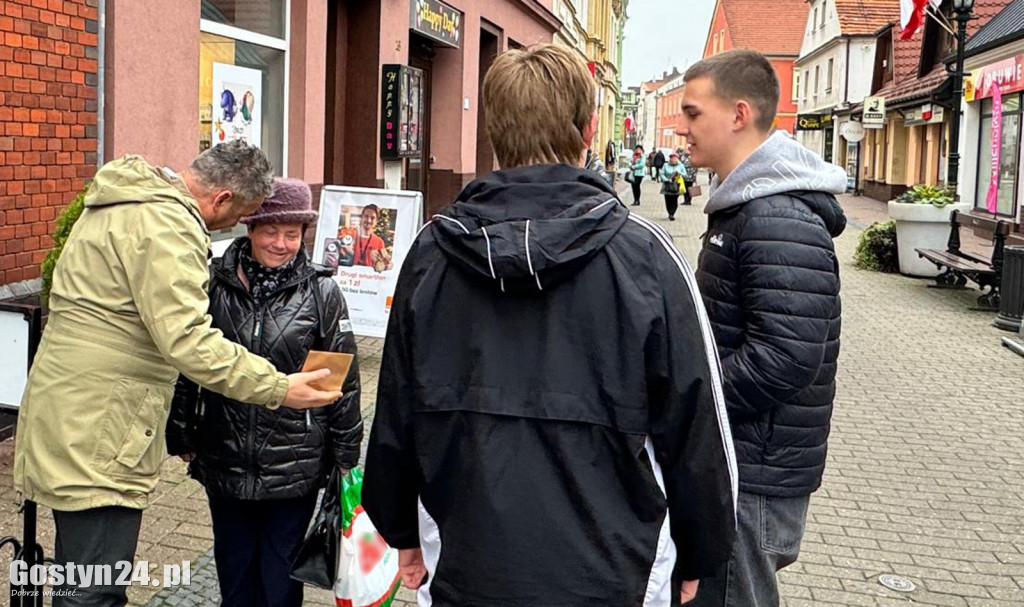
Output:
[{"xmin": 2, "ymin": 176, "xmax": 1023, "ymax": 606}]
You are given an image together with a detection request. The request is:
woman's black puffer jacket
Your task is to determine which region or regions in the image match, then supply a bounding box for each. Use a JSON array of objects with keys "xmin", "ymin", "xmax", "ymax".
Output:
[{"xmin": 166, "ymin": 238, "xmax": 363, "ymax": 500}]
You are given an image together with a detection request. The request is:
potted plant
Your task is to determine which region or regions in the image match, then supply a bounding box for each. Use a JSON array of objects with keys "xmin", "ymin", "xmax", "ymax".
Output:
[{"xmin": 887, "ymin": 184, "xmax": 970, "ymax": 277}]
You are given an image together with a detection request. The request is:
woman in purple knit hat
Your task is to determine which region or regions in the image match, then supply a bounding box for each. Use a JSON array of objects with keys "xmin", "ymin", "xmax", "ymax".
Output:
[{"xmin": 166, "ymin": 178, "xmax": 363, "ymax": 607}]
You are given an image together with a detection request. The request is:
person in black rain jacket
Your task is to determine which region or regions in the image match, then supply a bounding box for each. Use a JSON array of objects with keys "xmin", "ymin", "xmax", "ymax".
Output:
[
  {"xmin": 362, "ymin": 44, "xmax": 737, "ymax": 607},
  {"xmin": 166, "ymin": 178, "xmax": 362, "ymax": 607}
]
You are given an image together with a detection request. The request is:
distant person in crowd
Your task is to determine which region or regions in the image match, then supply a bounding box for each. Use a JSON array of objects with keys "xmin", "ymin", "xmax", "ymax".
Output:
[
  {"xmin": 660, "ymin": 152, "xmax": 688, "ymax": 220},
  {"xmin": 647, "ymin": 150, "xmax": 657, "ymax": 179},
  {"xmin": 678, "ymin": 49, "xmax": 847, "ymax": 607},
  {"xmin": 14, "ymin": 141, "xmax": 340, "ymax": 607},
  {"xmin": 653, "ymin": 148, "xmax": 667, "ymax": 180},
  {"xmin": 629, "ymin": 144, "xmax": 646, "ymax": 206},
  {"xmin": 680, "ymin": 151, "xmax": 697, "ymax": 205},
  {"xmin": 167, "ymin": 178, "xmax": 363, "ymax": 607},
  {"xmin": 362, "ymin": 43, "xmax": 736, "ymax": 607}
]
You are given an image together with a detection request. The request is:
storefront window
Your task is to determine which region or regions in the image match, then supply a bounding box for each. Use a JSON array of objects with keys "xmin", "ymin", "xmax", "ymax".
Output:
[
  {"xmin": 975, "ymin": 94, "xmax": 1022, "ymax": 217},
  {"xmin": 201, "ymin": 0, "xmax": 286, "ymax": 39},
  {"xmin": 199, "ymin": 0, "xmax": 288, "ymax": 248}
]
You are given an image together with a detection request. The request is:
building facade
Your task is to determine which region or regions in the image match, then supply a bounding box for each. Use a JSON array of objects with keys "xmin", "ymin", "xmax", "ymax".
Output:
[
  {"xmin": 656, "ymin": 72, "xmax": 687, "ymax": 151},
  {"xmin": 701, "ymin": 0, "xmax": 808, "ymax": 134},
  {"xmin": 0, "ymin": 0, "xmax": 99, "ymax": 293},
  {"xmin": 553, "ymin": 0, "xmax": 589, "ymax": 61},
  {"xmin": 959, "ymin": 0, "xmax": 1024, "ymax": 232},
  {"xmin": 854, "ymin": 0, "xmax": 1008, "ymax": 202},
  {"xmin": 795, "ymin": 0, "xmax": 897, "ymax": 171},
  {"xmin": 585, "ymin": 0, "xmax": 623, "ymax": 162},
  {"xmin": 620, "ymin": 85, "xmax": 639, "ymax": 150}
]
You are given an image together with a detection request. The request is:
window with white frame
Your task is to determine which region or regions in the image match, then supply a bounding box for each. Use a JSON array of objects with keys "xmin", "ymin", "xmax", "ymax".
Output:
[
  {"xmin": 199, "ymin": 0, "xmax": 289, "ymax": 245},
  {"xmin": 826, "ymin": 58, "xmax": 833, "ymax": 93}
]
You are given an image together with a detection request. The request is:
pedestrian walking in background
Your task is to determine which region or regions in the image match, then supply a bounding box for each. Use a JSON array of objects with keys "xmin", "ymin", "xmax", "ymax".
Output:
[
  {"xmin": 13, "ymin": 141, "xmax": 340, "ymax": 607},
  {"xmin": 679, "ymin": 49, "xmax": 848, "ymax": 607},
  {"xmin": 647, "ymin": 150, "xmax": 657, "ymax": 179},
  {"xmin": 660, "ymin": 152, "xmax": 687, "ymax": 220},
  {"xmin": 653, "ymin": 148, "xmax": 666, "ymax": 181},
  {"xmin": 629, "ymin": 145, "xmax": 646, "ymax": 206},
  {"xmin": 166, "ymin": 179, "xmax": 363, "ymax": 607},
  {"xmin": 362, "ymin": 43, "xmax": 736, "ymax": 607},
  {"xmin": 680, "ymin": 152, "xmax": 697, "ymax": 206}
]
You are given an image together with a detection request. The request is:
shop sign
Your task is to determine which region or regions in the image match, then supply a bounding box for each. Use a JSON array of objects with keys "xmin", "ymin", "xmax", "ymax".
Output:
[
  {"xmin": 985, "ymin": 86, "xmax": 1003, "ymax": 214},
  {"xmin": 796, "ymin": 113, "xmax": 832, "ymax": 131},
  {"xmin": 410, "ymin": 0, "xmax": 462, "ymax": 49},
  {"xmin": 965, "ymin": 54, "xmax": 1024, "ymax": 102},
  {"xmin": 863, "ymin": 96, "xmax": 886, "ymax": 129},
  {"xmin": 903, "ymin": 104, "xmax": 944, "ymax": 126},
  {"xmin": 840, "ymin": 120, "xmax": 865, "ymax": 143},
  {"xmin": 379, "ymin": 64, "xmax": 425, "ymax": 160}
]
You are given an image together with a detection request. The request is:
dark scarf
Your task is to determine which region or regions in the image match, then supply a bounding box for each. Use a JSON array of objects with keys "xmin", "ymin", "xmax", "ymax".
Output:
[{"xmin": 238, "ymin": 238, "xmax": 304, "ymax": 306}]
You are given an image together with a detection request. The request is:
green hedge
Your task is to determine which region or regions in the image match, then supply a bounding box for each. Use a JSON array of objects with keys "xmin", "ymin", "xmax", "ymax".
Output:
[
  {"xmin": 40, "ymin": 184, "xmax": 89, "ymax": 305},
  {"xmin": 853, "ymin": 220, "xmax": 899, "ymax": 273}
]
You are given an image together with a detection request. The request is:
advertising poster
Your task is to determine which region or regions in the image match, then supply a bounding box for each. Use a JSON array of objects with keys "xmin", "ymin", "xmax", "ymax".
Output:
[
  {"xmin": 211, "ymin": 62, "xmax": 262, "ymax": 147},
  {"xmin": 312, "ymin": 186, "xmax": 424, "ymax": 338}
]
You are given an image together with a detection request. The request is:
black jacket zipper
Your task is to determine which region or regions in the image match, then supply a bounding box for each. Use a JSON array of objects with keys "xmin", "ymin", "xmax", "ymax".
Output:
[{"xmin": 244, "ymin": 305, "xmax": 263, "ymax": 499}]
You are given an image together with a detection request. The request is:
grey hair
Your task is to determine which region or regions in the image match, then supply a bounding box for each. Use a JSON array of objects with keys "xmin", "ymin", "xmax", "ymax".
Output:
[{"xmin": 189, "ymin": 140, "xmax": 274, "ymax": 205}]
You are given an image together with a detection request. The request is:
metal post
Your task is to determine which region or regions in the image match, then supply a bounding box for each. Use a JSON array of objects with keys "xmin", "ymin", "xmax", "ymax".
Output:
[{"xmin": 947, "ymin": 9, "xmax": 971, "ymax": 194}]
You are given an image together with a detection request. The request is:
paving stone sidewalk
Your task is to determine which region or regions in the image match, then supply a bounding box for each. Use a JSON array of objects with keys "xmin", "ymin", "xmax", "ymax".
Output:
[{"xmin": 2, "ymin": 176, "xmax": 1022, "ymax": 606}]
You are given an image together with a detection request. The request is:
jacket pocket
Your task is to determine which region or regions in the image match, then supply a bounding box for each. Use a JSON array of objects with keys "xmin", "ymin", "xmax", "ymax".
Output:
[{"xmin": 95, "ymin": 378, "xmax": 172, "ymax": 477}]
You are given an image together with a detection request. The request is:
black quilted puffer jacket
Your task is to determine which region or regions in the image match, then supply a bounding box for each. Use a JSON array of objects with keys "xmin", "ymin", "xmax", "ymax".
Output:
[
  {"xmin": 166, "ymin": 238, "xmax": 363, "ymax": 500},
  {"xmin": 696, "ymin": 191, "xmax": 845, "ymax": 497}
]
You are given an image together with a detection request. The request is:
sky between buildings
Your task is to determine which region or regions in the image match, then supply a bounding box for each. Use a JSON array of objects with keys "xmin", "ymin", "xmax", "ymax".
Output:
[{"xmin": 621, "ymin": 0, "xmax": 715, "ymax": 87}]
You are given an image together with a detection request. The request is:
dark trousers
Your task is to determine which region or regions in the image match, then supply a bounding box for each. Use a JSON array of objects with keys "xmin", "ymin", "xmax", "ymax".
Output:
[
  {"xmin": 664, "ymin": 195, "xmax": 679, "ymax": 218},
  {"xmin": 690, "ymin": 491, "xmax": 810, "ymax": 607},
  {"xmin": 683, "ymin": 182, "xmax": 693, "ymax": 205},
  {"xmin": 208, "ymin": 493, "xmax": 319, "ymax": 607},
  {"xmin": 52, "ymin": 506, "xmax": 143, "ymax": 607},
  {"xmin": 630, "ymin": 175, "xmax": 643, "ymax": 203}
]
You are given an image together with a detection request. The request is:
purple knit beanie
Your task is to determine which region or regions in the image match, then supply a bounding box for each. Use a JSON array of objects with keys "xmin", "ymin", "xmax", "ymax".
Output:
[{"xmin": 240, "ymin": 177, "xmax": 318, "ymax": 225}]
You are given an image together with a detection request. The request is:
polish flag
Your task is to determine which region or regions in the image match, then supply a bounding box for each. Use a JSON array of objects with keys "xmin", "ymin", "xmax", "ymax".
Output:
[{"xmin": 900, "ymin": 0, "xmax": 943, "ymax": 40}]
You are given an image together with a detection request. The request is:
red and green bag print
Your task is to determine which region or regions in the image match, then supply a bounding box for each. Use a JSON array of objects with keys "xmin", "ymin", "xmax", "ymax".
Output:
[{"xmin": 334, "ymin": 468, "xmax": 402, "ymax": 607}]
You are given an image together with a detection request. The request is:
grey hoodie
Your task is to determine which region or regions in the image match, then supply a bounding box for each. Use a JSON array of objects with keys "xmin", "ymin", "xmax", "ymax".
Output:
[{"xmin": 705, "ymin": 131, "xmax": 848, "ymax": 214}]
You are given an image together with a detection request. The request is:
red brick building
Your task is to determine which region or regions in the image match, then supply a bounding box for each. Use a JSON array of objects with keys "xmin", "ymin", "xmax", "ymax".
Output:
[{"xmin": 1, "ymin": 0, "xmax": 99, "ymax": 290}]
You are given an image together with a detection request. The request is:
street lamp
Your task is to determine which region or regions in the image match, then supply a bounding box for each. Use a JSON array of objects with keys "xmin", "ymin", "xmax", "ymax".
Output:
[{"xmin": 947, "ymin": 0, "xmax": 975, "ymax": 195}]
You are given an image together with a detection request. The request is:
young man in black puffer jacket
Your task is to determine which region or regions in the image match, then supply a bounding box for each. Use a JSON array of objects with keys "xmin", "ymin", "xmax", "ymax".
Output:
[{"xmin": 678, "ymin": 50, "xmax": 848, "ymax": 607}]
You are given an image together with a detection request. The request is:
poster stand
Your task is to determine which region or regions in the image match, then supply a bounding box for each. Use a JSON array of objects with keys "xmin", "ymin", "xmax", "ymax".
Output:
[{"xmin": 311, "ymin": 186, "xmax": 424, "ymax": 338}]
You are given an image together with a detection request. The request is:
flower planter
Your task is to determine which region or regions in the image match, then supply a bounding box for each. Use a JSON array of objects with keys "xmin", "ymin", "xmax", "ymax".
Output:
[{"xmin": 887, "ymin": 201, "xmax": 971, "ymax": 277}]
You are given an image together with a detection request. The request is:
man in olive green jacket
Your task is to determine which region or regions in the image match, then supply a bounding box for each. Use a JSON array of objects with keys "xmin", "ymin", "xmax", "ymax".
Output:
[{"xmin": 14, "ymin": 141, "xmax": 339, "ymax": 607}]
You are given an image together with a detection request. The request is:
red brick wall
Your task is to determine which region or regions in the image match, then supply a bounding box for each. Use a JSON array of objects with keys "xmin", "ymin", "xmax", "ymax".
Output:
[{"xmin": 0, "ymin": 0, "xmax": 99, "ymax": 286}]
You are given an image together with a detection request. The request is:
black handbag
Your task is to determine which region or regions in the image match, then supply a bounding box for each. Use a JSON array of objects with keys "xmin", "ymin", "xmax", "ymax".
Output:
[{"xmin": 290, "ymin": 468, "xmax": 342, "ymax": 589}]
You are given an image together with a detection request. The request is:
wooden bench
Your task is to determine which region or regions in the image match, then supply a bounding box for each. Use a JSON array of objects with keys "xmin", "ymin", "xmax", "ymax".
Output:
[{"xmin": 916, "ymin": 210, "xmax": 1010, "ymax": 310}]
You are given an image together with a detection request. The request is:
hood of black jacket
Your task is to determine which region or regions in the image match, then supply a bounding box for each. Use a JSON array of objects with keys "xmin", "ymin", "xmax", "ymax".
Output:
[
  {"xmin": 791, "ymin": 190, "xmax": 847, "ymax": 238},
  {"xmin": 431, "ymin": 164, "xmax": 630, "ymax": 293}
]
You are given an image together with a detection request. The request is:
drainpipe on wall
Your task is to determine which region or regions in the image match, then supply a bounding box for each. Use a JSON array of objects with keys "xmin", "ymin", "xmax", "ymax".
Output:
[{"xmin": 97, "ymin": 0, "xmax": 105, "ymax": 167}]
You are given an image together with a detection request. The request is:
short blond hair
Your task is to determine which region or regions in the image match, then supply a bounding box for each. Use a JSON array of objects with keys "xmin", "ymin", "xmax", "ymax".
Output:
[{"xmin": 482, "ymin": 44, "xmax": 596, "ymax": 168}]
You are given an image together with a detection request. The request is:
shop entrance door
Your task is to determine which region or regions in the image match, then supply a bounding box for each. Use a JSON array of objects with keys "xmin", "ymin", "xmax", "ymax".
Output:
[{"xmin": 407, "ymin": 36, "xmax": 434, "ymax": 213}]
